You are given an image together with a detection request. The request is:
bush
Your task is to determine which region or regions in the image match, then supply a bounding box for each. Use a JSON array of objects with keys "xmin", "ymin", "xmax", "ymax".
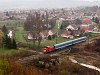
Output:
[
  {"xmin": 59, "ymin": 70, "xmax": 71, "ymax": 75},
  {"xmin": 0, "ymin": 59, "xmax": 9, "ymax": 75},
  {"xmin": 52, "ymin": 34, "xmax": 56, "ymax": 39},
  {"xmin": 48, "ymin": 35, "xmax": 52, "ymax": 40},
  {"xmin": 48, "ymin": 34, "xmax": 57, "ymax": 40}
]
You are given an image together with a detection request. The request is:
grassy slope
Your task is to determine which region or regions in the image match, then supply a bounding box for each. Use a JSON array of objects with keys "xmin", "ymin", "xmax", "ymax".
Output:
[
  {"xmin": 89, "ymin": 33, "xmax": 100, "ymax": 38},
  {"xmin": 0, "ymin": 49, "xmax": 19, "ymax": 56},
  {"xmin": 0, "ymin": 59, "xmax": 7, "ymax": 75},
  {"xmin": 0, "ymin": 49, "xmax": 45, "ymax": 75}
]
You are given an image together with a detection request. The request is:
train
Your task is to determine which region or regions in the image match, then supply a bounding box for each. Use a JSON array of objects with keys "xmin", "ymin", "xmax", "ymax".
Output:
[{"xmin": 43, "ymin": 37, "xmax": 87, "ymax": 53}]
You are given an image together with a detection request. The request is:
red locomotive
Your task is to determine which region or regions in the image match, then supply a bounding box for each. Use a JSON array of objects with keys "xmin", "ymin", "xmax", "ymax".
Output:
[{"xmin": 43, "ymin": 46, "xmax": 55, "ymax": 52}]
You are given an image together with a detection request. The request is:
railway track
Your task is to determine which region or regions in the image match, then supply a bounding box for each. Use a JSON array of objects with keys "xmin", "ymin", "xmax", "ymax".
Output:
[
  {"xmin": 16, "ymin": 36, "xmax": 100, "ymax": 64},
  {"xmin": 15, "ymin": 48, "xmax": 71, "ymax": 64}
]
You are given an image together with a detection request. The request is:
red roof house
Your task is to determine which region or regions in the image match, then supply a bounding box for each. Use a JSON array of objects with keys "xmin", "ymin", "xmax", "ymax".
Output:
[{"xmin": 82, "ymin": 18, "xmax": 92, "ymax": 24}]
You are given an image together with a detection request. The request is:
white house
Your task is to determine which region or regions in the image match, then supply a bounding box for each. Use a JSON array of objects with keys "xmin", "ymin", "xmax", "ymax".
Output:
[
  {"xmin": 28, "ymin": 34, "xmax": 34, "ymax": 40},
  {"xmin": 7, "ymin": 30, "xmax": 13, "ymax": 38},
  {"xmin": 48, "ymin": 30, "xmax": 53, "ymax": 36},
  {"xmin": 66, "ymin": 25, "xmax": 78, "ymax": 30}
]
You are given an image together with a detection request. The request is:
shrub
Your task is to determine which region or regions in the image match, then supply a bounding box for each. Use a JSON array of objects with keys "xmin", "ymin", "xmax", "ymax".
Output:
[
  {"xmin": 59, "ymin": 70, "xmax": 71, "ymax": 75},
  {"xmin": 48, "ymin": 34, "xmax": 57, "ymax": 40},
  {"xmin": 52, "ymin": 34, "xmax": 56, "ymax": 39},
  {"xmin": 48, "ymin": 35, "xmax": 52, "ymax": 40}
]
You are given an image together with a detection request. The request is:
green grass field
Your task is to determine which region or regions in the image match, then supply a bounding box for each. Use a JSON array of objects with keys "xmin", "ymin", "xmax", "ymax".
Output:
[
  {"xmin": 15, "ymin": 27, "xmax": 26, "ymax": 43},
  {"xmin": 87, "ymin": 33, "xmax": 100, "ymax": 39},
  {"xmin": 0, "ymin": 24, "xmax": 16, "ymax": 27},
  {"xmin": 0, "ymin": 59, "xmax": 8, "ymax": 75},
  {"xmin": 0, "ymin": 49, "xmax": 20, "ymax": 56},
  {"xmin": 41, "ymin": 37, "xmax": 72, "ymax": 46}
]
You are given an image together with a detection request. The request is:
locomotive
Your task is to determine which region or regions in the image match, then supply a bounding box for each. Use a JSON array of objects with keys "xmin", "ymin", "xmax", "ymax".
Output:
[{"xmin": 43, "ymin": 37, "xmax": 87, "ymax": 53}]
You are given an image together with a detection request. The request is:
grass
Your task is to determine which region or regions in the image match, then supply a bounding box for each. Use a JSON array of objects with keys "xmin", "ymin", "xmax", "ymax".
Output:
[
  {"xmin": 0, "ymin": 48, "xmax": 32, "ymax": 56},
  {"xmin": 15, "ymin": 27, "xmax": 25, "ymax": 43},
  {"xmin": 0, "ymin": 49, "xmax": 43, "ymax": 75},
  {"xmin": 26, "ymin": 37, "xmax": 75, "ymax": 48},
  {"xmin": 41, "ymin": 37, "xmax": 72, "ymax": 46},
  {"xmin": 88, "ymin": 33, "xmax": 100, "ymax": 39},
  {"xmin": 0, "ymin": 49, "xmax": 20, "ymax": 56},
  {"xmin": 0, "ymin": 47, "xmax": 36, "ymax": 58},
  {"xmin": 0, "ymin": 24, "xmax": 16, "ymax": 27},
  {"xmin": 0, "ymin": 59, "xmax": 8, "ymax": 75},
  {"xmin": 0, "ymin": 20, "xmax": 24, "ymax": 27}
]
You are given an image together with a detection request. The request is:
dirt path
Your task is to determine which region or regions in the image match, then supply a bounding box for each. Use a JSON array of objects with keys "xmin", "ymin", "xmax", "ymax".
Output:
[{"xmin": 69, "ymin": 57, "xmax": 100, "ymax": 72}]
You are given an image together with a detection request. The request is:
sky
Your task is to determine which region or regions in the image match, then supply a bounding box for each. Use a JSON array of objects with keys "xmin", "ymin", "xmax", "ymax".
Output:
[
  {"xmin": 85, "ymin": 0, "xmax": 98, "ymax": 1},
  {"xmin": 0, "ymin": 0, "xmax": 99, "ymax": 10}
]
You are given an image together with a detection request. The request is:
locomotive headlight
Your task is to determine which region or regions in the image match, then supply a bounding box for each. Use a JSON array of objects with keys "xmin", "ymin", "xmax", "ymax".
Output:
[
  {"xmin": 43, "ymin": 48, "xmax": 47, "ymax": 52},
  {"xmin": 43, "ymin": 50, "xmax": 46, "ymax": 52}
]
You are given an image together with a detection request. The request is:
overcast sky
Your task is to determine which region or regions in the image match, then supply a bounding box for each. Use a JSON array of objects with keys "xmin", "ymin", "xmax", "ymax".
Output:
[{"xmin": 0, "ymin": 0, "xmax": 99, "ymax": 10}]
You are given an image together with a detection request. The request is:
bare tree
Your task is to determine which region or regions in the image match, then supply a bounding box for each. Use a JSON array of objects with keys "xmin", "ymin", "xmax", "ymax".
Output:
[
  {"xmin": 24, "ymin": 12, "xmax": 45, "ymax": 47},
  {"xmin": 24, "ymin": 12, "xmax": 56, "ymax": 47}
]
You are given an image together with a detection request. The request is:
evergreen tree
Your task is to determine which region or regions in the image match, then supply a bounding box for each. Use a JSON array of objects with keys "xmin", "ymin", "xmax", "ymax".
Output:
[
  {"xmin": 92, "ymin": 17, "xmax": 95, "ymax": 22},
  {"xmin": 12, "ymin": 38, "xmax": 17, "ymax": 49},
  {"xmin": 3, "ymin": 35, "xmax": 12, "ymax": 49},
  {"xmin": 1, "ymin": 25, "xmax": 8, "ymax": 35},
  {"xmin": 7, "ymin": 36, "xmax": 12, "ymax": 49},
  {"xmin": 92, "ymin": 17, "xmax": 99, "ymax": 24},
  {"xmin": 3, "ymin": 35, "xmax": 8, "ymax": 49},
  {"xmin": 95, "ymin": 17, "xmax": 99, "ymax": 24},
  {"xmin": 0, "ymin": 31, "xmax": 4, "ymax": 48},
  {"xmin": 48, "ymin": 35, "xmax": 52, "ymax": 40}
]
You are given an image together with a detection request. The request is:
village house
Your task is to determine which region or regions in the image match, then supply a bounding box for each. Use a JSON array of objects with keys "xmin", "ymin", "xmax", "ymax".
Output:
[
  {"xmin": 70, "ymin": 30, "xmax": 82, "ymax": 37},
  {"xmin": 80, "ymin": 24, "xmax": 99, "ymax": 32},
  {"xmin": 61, "ymin": 30, "xmax": 73, "ymax": 38},
  {"xmin": 66, "ymin": 24, "xmax": 79, "ymax": 30},
  {"xmin": 27, "ymin": 29, "xmax": 56, "ymax": 40},
  {"xmin": 28, "ymin": 33, "xmax": 34, "ymax": 40},
  {"xmin": 82, "ymin": 18, "xmax": 92, "ymax": 24}
]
